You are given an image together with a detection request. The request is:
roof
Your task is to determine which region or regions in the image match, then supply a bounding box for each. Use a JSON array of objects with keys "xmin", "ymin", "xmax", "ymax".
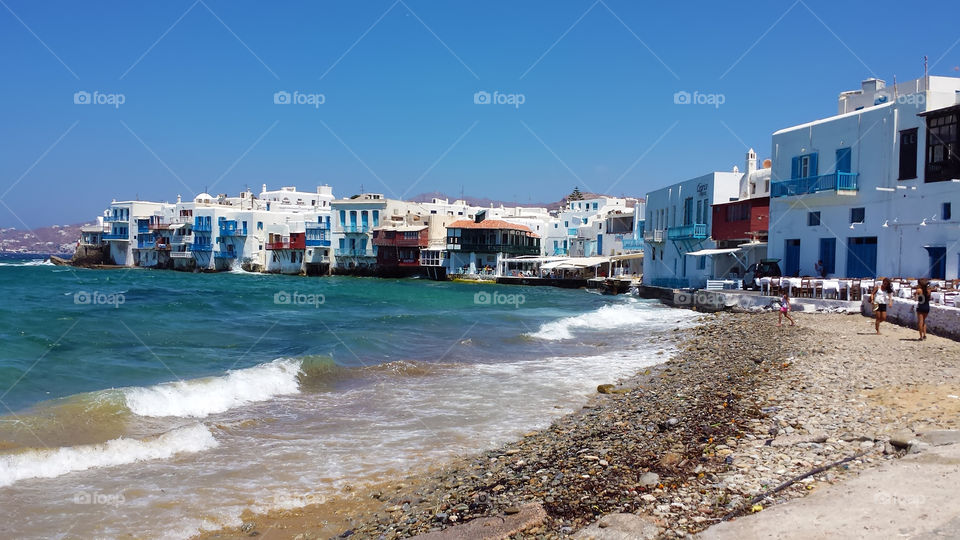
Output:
[
  {"xmin": 446, "ymin": 219, "xmax": 534, "ymax": 233},
  {"xmin": 685, "ymin": 248, "xmax": 742, "ymax": 256},
  {"xmin": 918, "ymin": 103, "xmax": 960, "ymax": 117},
  {"xmin": 772, "ymin": 101, "xmax": 893, "ymax": 136},
  {"xmin": 374, "ymin": 225, "xmax": 427, "ymax": 232}
]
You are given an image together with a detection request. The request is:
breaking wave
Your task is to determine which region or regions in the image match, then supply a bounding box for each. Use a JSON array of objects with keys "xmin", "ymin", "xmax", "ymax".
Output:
[{"xmin": 527, "ymin": 300, "xmax": 695, "ymax": 340}]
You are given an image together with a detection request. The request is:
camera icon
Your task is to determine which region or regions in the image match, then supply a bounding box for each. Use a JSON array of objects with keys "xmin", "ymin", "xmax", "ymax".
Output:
[
  {"xmin": 74, "ymin": 291, "xmax": 91, "ymax": 305},
  {"xmin": 273, "ymin": 91, "xmax": 291, "ymax": 105},
  {"xmin": 673, "ymin": 90, "xmax": 691, "ymax": 105},
  {"xmin": 274, "ymin": 291, "xmax": 291, "ymax": 304},
  {"xmin": 474, "ymin": 291, "xmax": 492, "ymax": 305},
  {"xmin": 74, "ymin": 91, "xmax": 91, "ymax": 105},
  {"xmin": 473, "ymin": 91, "xmax": 491, "ymax": 105}
]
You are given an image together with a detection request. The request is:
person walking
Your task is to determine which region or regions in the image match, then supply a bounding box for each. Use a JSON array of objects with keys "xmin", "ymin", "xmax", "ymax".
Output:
[
  {"xmin": 778, "ymin": 290, "xmax": 795, "ymax": 327},
  {"xmin": 916, "ymin": 278, "xmax": 932, "ymax": 340},
  {"xmin": 871, "ymin": 277, "xmax": 894, "ymax": 334}
]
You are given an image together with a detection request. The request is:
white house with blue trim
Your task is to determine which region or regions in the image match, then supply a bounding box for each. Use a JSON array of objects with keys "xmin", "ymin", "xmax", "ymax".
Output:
[
  {"xmin": 768, "ymin": 76, "xmax": 960, "ymax": 279},
  {"xmin": 642, "ymin": 171, "xmax": 742, "ymax": 288}
]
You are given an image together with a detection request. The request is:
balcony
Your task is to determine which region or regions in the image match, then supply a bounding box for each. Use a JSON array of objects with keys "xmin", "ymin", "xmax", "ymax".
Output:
[
  {"xmin": 104, "ymin": 215, "xmax": 126, "ymax": 223},
  {"xmin": 567, "ymin": 228, "xmax": 579, "ymax": 236},
  {"xmin": 103, "ymin": 233, "xmax": 129, "ymax": 240},
  {"xmin": 170, "ymin": 251, "xmax": 192, "ymax": 259},
  {"xmin": 336, "ymin": 225, "xmax": 371, "ymax": 233},
  {"xmin": 667, "ymin": 224, "xmax": 707, "ymax": 240},
  {"xmin": 305, "ymin": 222, "xmax": 331, "ymax": 231},
  {"xmin": 266, "ymin": 239, "xmax": 306, "ymax": 250},
  {"xmin": 552, "ymin": 247, "xmax": 569, "ymax": 256},
  {"xmin": 643, "ymin": 229, "xmax": 665, "ymax": 243},
  {"xmin": 770, "ymin": 172, "xmax": 859, "ymax": 198},
  {"xmin": 193, "ymin": 221, "xmax": 213, "ymax": 232},
  {"xmin": 447, "ymin": 243, "xmax": 540, "ymax": 256},
  {"xmin": 621, "ymin": 237, "xmax": 645, "ymax": 250},
  {"xmin": 214, "ymin": 250, "xmax": 237, "ymax": 259},
  {"xmin": 305, "ymin": 238, "xmax": 331, "ymax": 247},
  {"xmin": 219, "ymin": 221, "xmax": 247, "ymax": 236},
  {"xmin": 136, "ymin": 240, "xmax": 156, "ymax": 249},
  {"xmin": 335, "ymin": 248, "xmax": 373, "ymax": 257},
  {"xmin": 137, "ymin": 223, "xmax": 151, "ymax": 234},
  {"xmin": 191, "ymin": 244, "xmax": 213, "ymax": 253}
]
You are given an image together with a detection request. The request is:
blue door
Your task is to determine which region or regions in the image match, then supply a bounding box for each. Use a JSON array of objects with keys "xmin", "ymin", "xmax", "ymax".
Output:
[
  {"xmin": 784, "ymin": 239, "xmax": 801, "ymax": 276},
  {"xmin": 836, "ymin": 148, "xmax": 852, "ymax": 173},
  {"xmin": 846, "ymin": 237, "xmax": 878, "ymax": 278},
  {"xmin": 926, "ymin": 247, "xmax": 946, "ymax": 279},
  {"xmin": 818, "ymin": 238, "xmax": 836, "ymax": 275},
  {"xmin": 596, "ymin": 234, "xmax": 602, "ymax": 255}
]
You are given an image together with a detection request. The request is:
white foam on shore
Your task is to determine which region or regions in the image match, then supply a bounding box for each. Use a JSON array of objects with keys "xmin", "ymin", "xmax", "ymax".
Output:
[
  {"xmin": 0, "ymin": 259, "xmax": 53, "ymax": 267},
  {"xmin": 123, "ymin": 358, "xmax": 302, "ymax": 418},
  {"xmin": 0, "ymin": 423, "xmax": 217, "ymax": 487},
  {"xmin": 527, "ymin": 300, "xmax": 696, "ymax": 340}
]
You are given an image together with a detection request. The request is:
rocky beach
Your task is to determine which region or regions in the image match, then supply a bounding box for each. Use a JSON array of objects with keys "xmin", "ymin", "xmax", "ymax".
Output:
[{"xmin": 200, "ymin": 311, "xmax": 960, "ymax": 540}]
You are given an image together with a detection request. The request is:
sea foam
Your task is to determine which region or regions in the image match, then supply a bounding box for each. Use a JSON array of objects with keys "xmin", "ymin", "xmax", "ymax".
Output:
[
  {"xmin": 527, "ymin": 300, "xmax": 695, "ymax": 340},
  {"xmin": 0, "ymin": 423, "xmax": 217, "ymax": 487},
  {"xmin": 123, "ymin": 358, "xmax": 303, "ymax": 418}
]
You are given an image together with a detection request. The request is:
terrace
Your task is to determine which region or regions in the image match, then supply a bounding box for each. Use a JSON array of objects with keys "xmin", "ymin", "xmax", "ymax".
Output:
[{"xmin": 770, "ymin": 172, "xmax": 859, "ymax": 198}]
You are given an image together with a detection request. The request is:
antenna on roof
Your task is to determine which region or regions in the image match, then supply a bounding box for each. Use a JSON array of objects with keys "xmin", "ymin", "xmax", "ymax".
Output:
[{"xmin": 924, "ymin": 55, "xmax": 929, "ymax": 89}]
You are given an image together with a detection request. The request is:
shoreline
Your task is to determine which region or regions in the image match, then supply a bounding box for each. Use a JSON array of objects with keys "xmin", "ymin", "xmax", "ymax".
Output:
[
  {"xmin": 196, "ymin": 311, "xmax": 803, "ymax": 539},
  {"xmin": 198, "ymin": 310, "xmax": 960, "ymax": 539}
]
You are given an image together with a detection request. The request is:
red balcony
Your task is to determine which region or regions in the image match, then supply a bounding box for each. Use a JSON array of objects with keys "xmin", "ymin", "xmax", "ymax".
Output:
[
  {"xmin": 265, "ymin": 234, "xmax": 306, "ymax": 250},
  {"xmin": 372, "ymin": 228, "xmax": 428, "ymax": 248}
]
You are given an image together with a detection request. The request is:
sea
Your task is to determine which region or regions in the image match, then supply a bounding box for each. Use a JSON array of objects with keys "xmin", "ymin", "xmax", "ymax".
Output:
[{"xmin": 0, "ymin": 253, "xmax": 699, "ymax": 539}]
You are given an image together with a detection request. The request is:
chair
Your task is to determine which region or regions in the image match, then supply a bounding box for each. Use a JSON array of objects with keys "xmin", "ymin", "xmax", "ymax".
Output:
[{"xmin": 769, "ymin": 278, "xmax": 781, "ymax": 297}]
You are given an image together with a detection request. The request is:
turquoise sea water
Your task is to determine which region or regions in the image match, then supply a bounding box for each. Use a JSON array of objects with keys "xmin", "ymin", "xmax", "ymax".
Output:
[{"xmin": 0, "ymin": 255, "xmax": 698, "ymax": 539}]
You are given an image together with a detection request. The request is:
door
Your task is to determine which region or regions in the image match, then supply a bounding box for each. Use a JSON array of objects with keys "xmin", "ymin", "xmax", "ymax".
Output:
[
  {"xmin": 926, "ymin": 247, "xmax": 946, "ymax": 279},
  {"xmin": 818, "ymin": 238, "xmax": 836, "ymax": 276},
  {"xmin": 683, "ymin": 198, "xmax": 694, "ymax": 226},
  {"xmin": 836, "ymin": 148, "xmax": 852, "ymax": 173},
  {"xmin": 784, "ymin": 239, "xmax": 801, "ymax": 276},
  {"xmin": 846, "ymin": 237, "xmax": 878, "ymax": 278},
  {"xmin": 596, "ymin": 234, "xmax": 602, "ymax": 255}
]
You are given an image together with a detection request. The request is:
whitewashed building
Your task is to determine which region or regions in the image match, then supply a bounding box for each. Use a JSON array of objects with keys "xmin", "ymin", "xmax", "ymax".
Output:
[
  {"xmin": 768, "ymin": 76, "xmax": 960, "ymax": 279},
  {"xmin": 642, "ymin": 172, "xmax": 742, "ymax": 288}
]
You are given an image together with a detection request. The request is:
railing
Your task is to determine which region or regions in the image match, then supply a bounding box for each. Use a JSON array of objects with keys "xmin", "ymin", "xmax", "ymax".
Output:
[
  {"xmin": 335, "ymin": 248, "xmax": 372, "ymax": 257},
  {"xmin": 621, "ymin": 237, "xmax": 644, "ymax": 250},
  {"xmin": 214, "ymin": 250, "xmax": 237, "ymax": 259},
  {"xmin": 104, "ymin": 215, "xmax": 126, "ymax": 222},
  {"xmin": 372, "ymin": 237, "xmax": 425, "ymax": 248},
  {"xmin": 137, "ymin": 224, "xmax": 150, "ymax": 233},
  {"xmin": 266, "ymin": 240, "xmax": 306, "ymax": 250},
  {"xmin": 643, "ymin": 229, "xmax": 665, "ymax": 242},
  {"xmin": 770, "ymin": 172, "xmax": 859, "ymax": 198},
  {"xmin": 552, "ymin": 247, "xmax": 569, "ymax": 256},
  {"xmin": 219, "ymin": 223, "xmax": 246, "ymax": 236},
  {"xmin": 305, "ymin": 239, "xmax": 331, "ymax": 247},
  {"xmin": 336, "ymin": 225, "xmax": 371, "ymax": 233},
  {"xmin": 305, "ymin": 222, "xmax": 331, "ymax": 231},
  {"xmin": 193, "ymin": 221, "xmax": 212, "ymax": 232},
  {"xmin": 191, "ymin": 244, "xmax": 213, "ymax": 252},
  {"xmin": 170, "ymin": 251, "xmax": 192, "ymax": 259},
  {"xmin": 137, "ymin": 240, "xmax": 156, "ymax": 249},
  {"xmin": 448, "ymin": 243, "xmax": 540, "ymax": 255},
  {"xmin": 103, "ymin": 233, "xmax": 128, "ymax": 240},
  {"xmin": 567, "ymin": 228, "xmax": 579, "ymax": 236},
  {"xmin": 667, "ymin": 223, "xmax": 707, "ymax": 240}
]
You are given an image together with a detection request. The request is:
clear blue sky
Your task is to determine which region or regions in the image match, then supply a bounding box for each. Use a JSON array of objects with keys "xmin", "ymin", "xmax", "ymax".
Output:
[{"xmin": 1, "ymin": 0, "xmax": 958, "ymax": 227}]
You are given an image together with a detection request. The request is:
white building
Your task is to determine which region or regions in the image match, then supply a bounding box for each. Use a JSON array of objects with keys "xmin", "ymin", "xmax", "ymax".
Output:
[
  {"xmin": 642, "ymin": 172, "xmax": 742, "ymax": 288},
  {"xmin": 768, "ymin": 76, "xmax": 960, "ymax": 279}
]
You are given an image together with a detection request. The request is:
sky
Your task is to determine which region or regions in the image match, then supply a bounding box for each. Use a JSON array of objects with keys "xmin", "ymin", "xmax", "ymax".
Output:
[{"xmin": 1, "ymin": 0, "xmax": 959, "ymax": 228}]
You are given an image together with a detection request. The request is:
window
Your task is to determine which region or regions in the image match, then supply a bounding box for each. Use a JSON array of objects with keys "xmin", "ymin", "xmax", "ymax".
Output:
[
  {"xmin": 899, "ymin": 128, "xmax": 918, "ymax": 180},
  {"xmin": 926, "ymin": 111, "xmax": 960, "ymax": 182},
  {"xmin": 725, "ymin": 203, "xmax": 749, "ymax": 222},
  {"xmin": 593, "ymin": 202, "xmax": 598, "ymax": 210},
  {"xmin": 808, "ymin": 211, "xmax": 821, "ymax": 226},
  {"xmin": 791, "ymin": 153, "xmax": 818, "ymax": 179},
  {"xmin": 697, "ymin": 256, "xmax": 706, "ymax": 270},
  {"xmin": 257, "ymin": 221, "xmax": 263, "ymax": 230},
  {"xmin": 943, "ymin": 202, "xmax": 952, "ymax": 221},
  {"xmin": 850, "ymin": 207, "xmax": 865, "ymax": 224}
]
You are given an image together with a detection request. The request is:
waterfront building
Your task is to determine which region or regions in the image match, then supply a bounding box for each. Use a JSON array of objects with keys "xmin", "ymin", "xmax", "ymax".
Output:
[
  {"xmin": 767, "ymin": 76, "xmax": 960, "ymax": 279},
  {"xmin": 642, "ymin": 172, "xmax": 742, "ymax": 288},
  {"xmin": 444, "ymin": 213, "xmax": 541, "ymax": 275},
  {"xmin": 104, "ymin": 200, "xmax": 176, "ymax": 266}
]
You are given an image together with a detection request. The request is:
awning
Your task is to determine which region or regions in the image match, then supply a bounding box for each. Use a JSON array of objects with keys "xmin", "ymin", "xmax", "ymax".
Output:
[{"xmin": 685, "ymin": 248, "xmax": 741, "ymax": 257}]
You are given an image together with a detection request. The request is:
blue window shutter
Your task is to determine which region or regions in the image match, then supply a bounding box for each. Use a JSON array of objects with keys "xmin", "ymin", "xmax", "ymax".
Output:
[
  {"xmin": 809, "ymin": 153, "xmax": 818, "ymax": 177},
  {"xmin": 791, "ymin": 157, "xmax": 801, "ymax": 179}
]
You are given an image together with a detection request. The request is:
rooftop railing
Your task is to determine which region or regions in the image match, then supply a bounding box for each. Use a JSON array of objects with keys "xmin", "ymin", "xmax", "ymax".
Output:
[{"xmin": 667, "ymin": 223, "xmax": 707, "ymax": 240}]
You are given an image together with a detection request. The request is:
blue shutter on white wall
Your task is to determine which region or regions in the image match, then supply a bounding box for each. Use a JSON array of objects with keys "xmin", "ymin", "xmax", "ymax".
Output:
[
  {"xmin": 808, "ymin": 153, "xmax": 818, "ymax": 178},
  {"xmin": 791, "ymin": 157, "xmax": 801, "ymax": 179}
]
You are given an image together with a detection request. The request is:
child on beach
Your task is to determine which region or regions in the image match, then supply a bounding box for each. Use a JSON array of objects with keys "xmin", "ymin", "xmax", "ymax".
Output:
[
  {"xmin": 777, "ymin": 291, "xmax": 795, "ymax": 327},
  {"xmin": 871, "ymin": 277, "xmax": 894, "ymax": 335}
]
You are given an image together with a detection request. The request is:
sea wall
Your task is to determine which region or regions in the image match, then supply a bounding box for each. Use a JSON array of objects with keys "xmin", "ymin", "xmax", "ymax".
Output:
[{"xmin": 863, "ymin": 297, "xmax": 960, "ymax": 341}]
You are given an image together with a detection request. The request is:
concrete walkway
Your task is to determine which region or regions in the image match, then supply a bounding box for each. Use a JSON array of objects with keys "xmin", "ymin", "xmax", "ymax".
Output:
[{"xmin": 698, "ymin": 434, "xmax": 960, "ymax": 540}]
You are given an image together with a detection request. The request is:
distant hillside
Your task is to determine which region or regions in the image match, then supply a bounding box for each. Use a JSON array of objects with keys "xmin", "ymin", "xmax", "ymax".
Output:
[{"xmin": 0, "ymin": 223, "xmax": 88, "ymax": 254}]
